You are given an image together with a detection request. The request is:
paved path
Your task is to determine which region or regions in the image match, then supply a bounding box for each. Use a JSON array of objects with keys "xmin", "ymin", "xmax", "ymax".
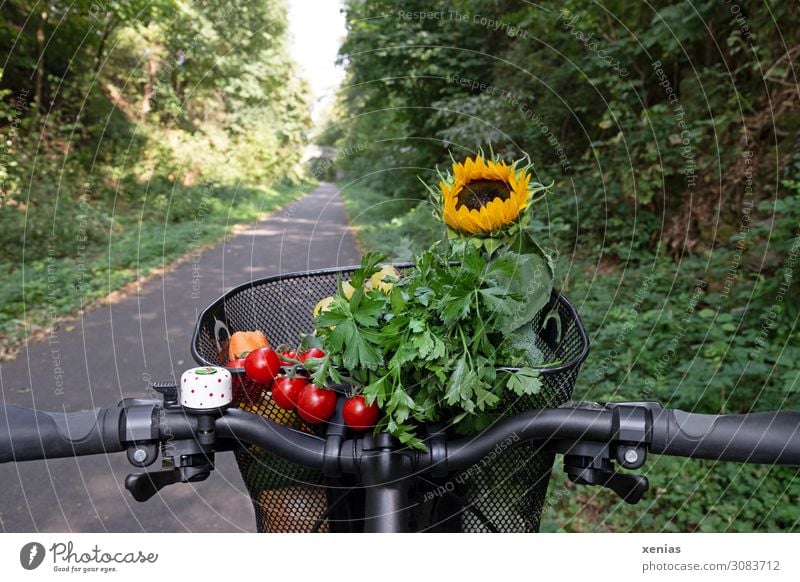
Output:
[{"xmin": 0, "ymin": 183, "xmax": 361, "ymax": 532}]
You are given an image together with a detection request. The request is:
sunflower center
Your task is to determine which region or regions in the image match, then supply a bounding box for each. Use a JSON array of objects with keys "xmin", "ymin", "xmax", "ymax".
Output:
[{"xmin": 456, "ymin": 179, "xmax": 512, "ymax": 211}]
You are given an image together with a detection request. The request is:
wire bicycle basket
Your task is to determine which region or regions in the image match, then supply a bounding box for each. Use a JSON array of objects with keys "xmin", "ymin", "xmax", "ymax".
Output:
[{"xmin": 191, "ymin": 265, "xmax": 589, "ymax": 532}]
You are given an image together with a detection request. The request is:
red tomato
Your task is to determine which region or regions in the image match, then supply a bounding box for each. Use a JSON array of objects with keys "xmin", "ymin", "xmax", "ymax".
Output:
[
  {"xmin": 343, "ymin": 396, "xmax": 380, "ymax": 431},
  {"xmin": 228, "ymin": 364, "xmax": 244, "ymax": 399},
  {"xmin": 228, "ymin": 359, "xmax": 258, "ymax": 402},
  {"xmin": 298, "ymin": 348, "xmax": 326, "ymax": 363},
  {"xmin": 244, "ymin": 348, "xmax": 281, "ymax": 385},
  {"xmin": 271, "ymin": 376, "xmax": 307, "ymax": 410},
  {"xmin": 296, "ymin": 384, "xmax": 337, "ymax": 424},
  {"xmin": 227, "ymin": 358, "xmax": 246, "ymax": 369},
  {"xmin": 282, "ymin": 350, "xmax": 298, "ymax": 360}
]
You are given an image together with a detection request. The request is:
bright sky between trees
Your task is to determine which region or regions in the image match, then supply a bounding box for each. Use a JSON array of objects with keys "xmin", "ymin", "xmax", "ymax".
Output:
[{"xmin": 287, "ymin": 0, "xmax": 347, "ymax": 122}]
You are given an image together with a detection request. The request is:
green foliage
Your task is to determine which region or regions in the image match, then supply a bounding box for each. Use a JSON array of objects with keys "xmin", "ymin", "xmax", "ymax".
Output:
[
  {"xmin": 332, "ymin": 1, "xmax": 800, "ymax": 531},
  {"xmin": 571, "ymin": 251, "xmax": 799, "ymax": 415},
  {"xmin": 0, "ymin": 1, "xmax": 313, "ymax": 354},
  {"xmin": 332, "ymin": 0, "xmax": 798, "ymax": 257},
  {"xmin": 313, "ymin": 236, "xmax": 555, "ymax": 446}
]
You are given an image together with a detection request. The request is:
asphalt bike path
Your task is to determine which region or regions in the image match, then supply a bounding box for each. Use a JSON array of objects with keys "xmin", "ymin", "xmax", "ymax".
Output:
[{"xmin": 0, "ymin": 183, "xmax": 361, "ymax": 532}]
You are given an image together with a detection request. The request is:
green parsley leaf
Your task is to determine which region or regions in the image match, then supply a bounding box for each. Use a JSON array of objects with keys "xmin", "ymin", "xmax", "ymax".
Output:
[{"xmin": 506, "ymin": 367, "xmax": 543, "ymax": 397}]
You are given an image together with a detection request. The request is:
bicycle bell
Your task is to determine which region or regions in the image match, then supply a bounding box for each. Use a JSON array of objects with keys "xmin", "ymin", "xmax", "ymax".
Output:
[{"xmin": 180, "ymin": 366, "xmax": 233, "ymax": 412}]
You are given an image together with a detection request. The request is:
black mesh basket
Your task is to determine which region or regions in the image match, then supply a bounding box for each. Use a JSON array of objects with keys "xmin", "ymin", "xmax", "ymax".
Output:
[{"xmin": 191, "ymin": 265, "xmax": 589, "ymax": 532}]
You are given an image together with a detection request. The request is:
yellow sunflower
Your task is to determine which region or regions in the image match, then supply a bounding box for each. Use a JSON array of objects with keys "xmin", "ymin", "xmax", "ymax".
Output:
[{"xmin": 440, "ymin": 155, "xmax": 532, "ymax": 235}]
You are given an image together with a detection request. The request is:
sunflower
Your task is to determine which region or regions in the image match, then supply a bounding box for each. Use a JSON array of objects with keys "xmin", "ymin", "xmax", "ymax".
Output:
[{"xmin": 440, "ymin": 155, "xmax": 532, "ymax": 235}]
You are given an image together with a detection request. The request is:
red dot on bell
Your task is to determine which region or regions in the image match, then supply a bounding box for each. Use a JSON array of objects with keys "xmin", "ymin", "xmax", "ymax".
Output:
[
  {"xmin": 191, "ymin": 389, "xmax": 195, "ymax": 393},
  {"xmin": 218, "ymin": 378, "xmax": 222, "ymax": 382},
  {"xmin": 209, "ymin": 393, "xmax": 213, "ymax": 397}
]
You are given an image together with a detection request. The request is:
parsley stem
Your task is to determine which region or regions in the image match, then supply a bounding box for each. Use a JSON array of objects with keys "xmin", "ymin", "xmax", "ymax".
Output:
[{"xmin": 458, "ymin": 325, "xmax": 473, "ymax": 363}]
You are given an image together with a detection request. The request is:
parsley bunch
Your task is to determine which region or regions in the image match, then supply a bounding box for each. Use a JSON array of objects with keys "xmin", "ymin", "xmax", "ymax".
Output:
[{"xmin": 312, "ymin": 230, "xmax": 555, "ymax": 448}]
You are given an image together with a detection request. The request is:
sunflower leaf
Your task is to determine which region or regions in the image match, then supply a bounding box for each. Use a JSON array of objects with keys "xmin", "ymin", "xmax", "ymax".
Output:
[{"xmin": 488, "ymin": 251, "xmax": 554, "ymax": 333}]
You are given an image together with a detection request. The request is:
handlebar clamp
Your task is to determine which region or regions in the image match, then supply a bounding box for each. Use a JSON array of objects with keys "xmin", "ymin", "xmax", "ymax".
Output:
[
  {"xmin": 556, "ymin": 402, "xmax": 655, "ymax": 504},
  {"xmin": 609, "ymin": 404, "xmax": 652, "ymax": 470}
]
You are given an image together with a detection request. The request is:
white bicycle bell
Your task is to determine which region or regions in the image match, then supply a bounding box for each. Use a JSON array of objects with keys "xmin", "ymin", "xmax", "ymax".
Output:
[{"xmin": 180, "ymin": 366, "xmax": 233, "ymax": 411}]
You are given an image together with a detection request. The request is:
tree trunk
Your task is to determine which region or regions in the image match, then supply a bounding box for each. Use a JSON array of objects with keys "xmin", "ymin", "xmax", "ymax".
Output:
[
  {"xmin": 141, "ymin": 51, "xmax": 159, "ymax": 118},
  {"xmin": 33, "ymin": 9, "xmax": 48, "ymax": 118},
  {"xmin": 94, "ymin": 16, "xmax": 117, "ymax": 75}
]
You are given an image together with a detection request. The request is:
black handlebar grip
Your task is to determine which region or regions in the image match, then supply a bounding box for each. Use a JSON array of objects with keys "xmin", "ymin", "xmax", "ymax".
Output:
[
  {"xmin": 0, "ymin": 405, "xmax": 125, "ymax": 462},
  {"xmin": 650, "ymin": 409, "xmax": 800, "ymax": 466}
]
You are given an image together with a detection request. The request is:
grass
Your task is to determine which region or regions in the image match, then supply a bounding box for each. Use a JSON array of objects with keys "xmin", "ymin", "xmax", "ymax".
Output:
[
  {"xmin": 337, "ymin": 180, "xmax": 440, "ymax": 260},
  {"xmin": 0, "ymin": 179, "xmax": 314, "ymax": 358}
]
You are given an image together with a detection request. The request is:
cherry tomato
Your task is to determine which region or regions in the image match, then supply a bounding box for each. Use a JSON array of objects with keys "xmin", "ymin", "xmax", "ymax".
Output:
[
  {"xmin": 343, "ymin": 396, "xmax": 380, "ymax": 431},
  {"xmin": 244, "ymin": 348, "xmax": 281, "ymax": 385},
  {"xmin": 270, "ymin": 376, "xmax": 307, "ymax": 410},
  {"xmin": 228, "ymin": 362, "xmax": 245, "ymax": 399},
  {"xmin": 296, "ymin": 384, "xmax": 337, "ymax": 424},
  {"xmin": 298, "ymin": 348, "xmax": 326, "ymax": 363},
  {"xmin": 282, "ymin": 350, "xmax": 298, "ymax": 360},
  {"xmin": 227, "ymin": 359, "xmax": 259, "ymax": 401},
  {"xmin": 227, "ymin": 358, "xmax": 246, "ymax": 369}
]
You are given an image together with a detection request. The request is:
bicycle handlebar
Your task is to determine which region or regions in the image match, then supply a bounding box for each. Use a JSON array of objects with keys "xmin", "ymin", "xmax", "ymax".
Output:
[
  {"xmin": 650, "ymin": 408, "xmax": 800, "ymax": 465},
  {"xmin": 215, "ymin": 409, "xmax": 326, "ymax": 468},
  {"xmin": 446, "ymin": 406, "xmax": 800, "ymax": 470},
  {"xmin": 446, "ymin": 408, "xmax": 615, "ymax": 470},
  {"xmin": 1, "ymin": 402, "xmax": 798, "ymax": 470},
  {"xmin": 0, "ymin": 404, "xmax": 125, "ymax": 462}
]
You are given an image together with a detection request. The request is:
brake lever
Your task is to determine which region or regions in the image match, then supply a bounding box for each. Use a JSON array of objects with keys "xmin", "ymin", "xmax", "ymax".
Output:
[
  {"xmin": 566, "ymin": 461, "xmax": 649, "ymax": 504},
  {"xmin": 125, "ymin": 470, "xmax": 181, "ymax": 502},
  {"xmin": 124, "ymin": 431, "xmax": 217, "ymax": 502},
  {"xmin": 125, "ymin": 465, "xmax": 212, "ymax": 502},
  {"xmin": 605, "ymin": 473, "xmax": 649, "ymax": 504}
]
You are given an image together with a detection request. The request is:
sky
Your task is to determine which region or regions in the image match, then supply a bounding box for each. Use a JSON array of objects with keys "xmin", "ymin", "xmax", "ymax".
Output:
[{"xmin": 286, "ymin": 0, "xmax": 347, "ymax": 122}]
